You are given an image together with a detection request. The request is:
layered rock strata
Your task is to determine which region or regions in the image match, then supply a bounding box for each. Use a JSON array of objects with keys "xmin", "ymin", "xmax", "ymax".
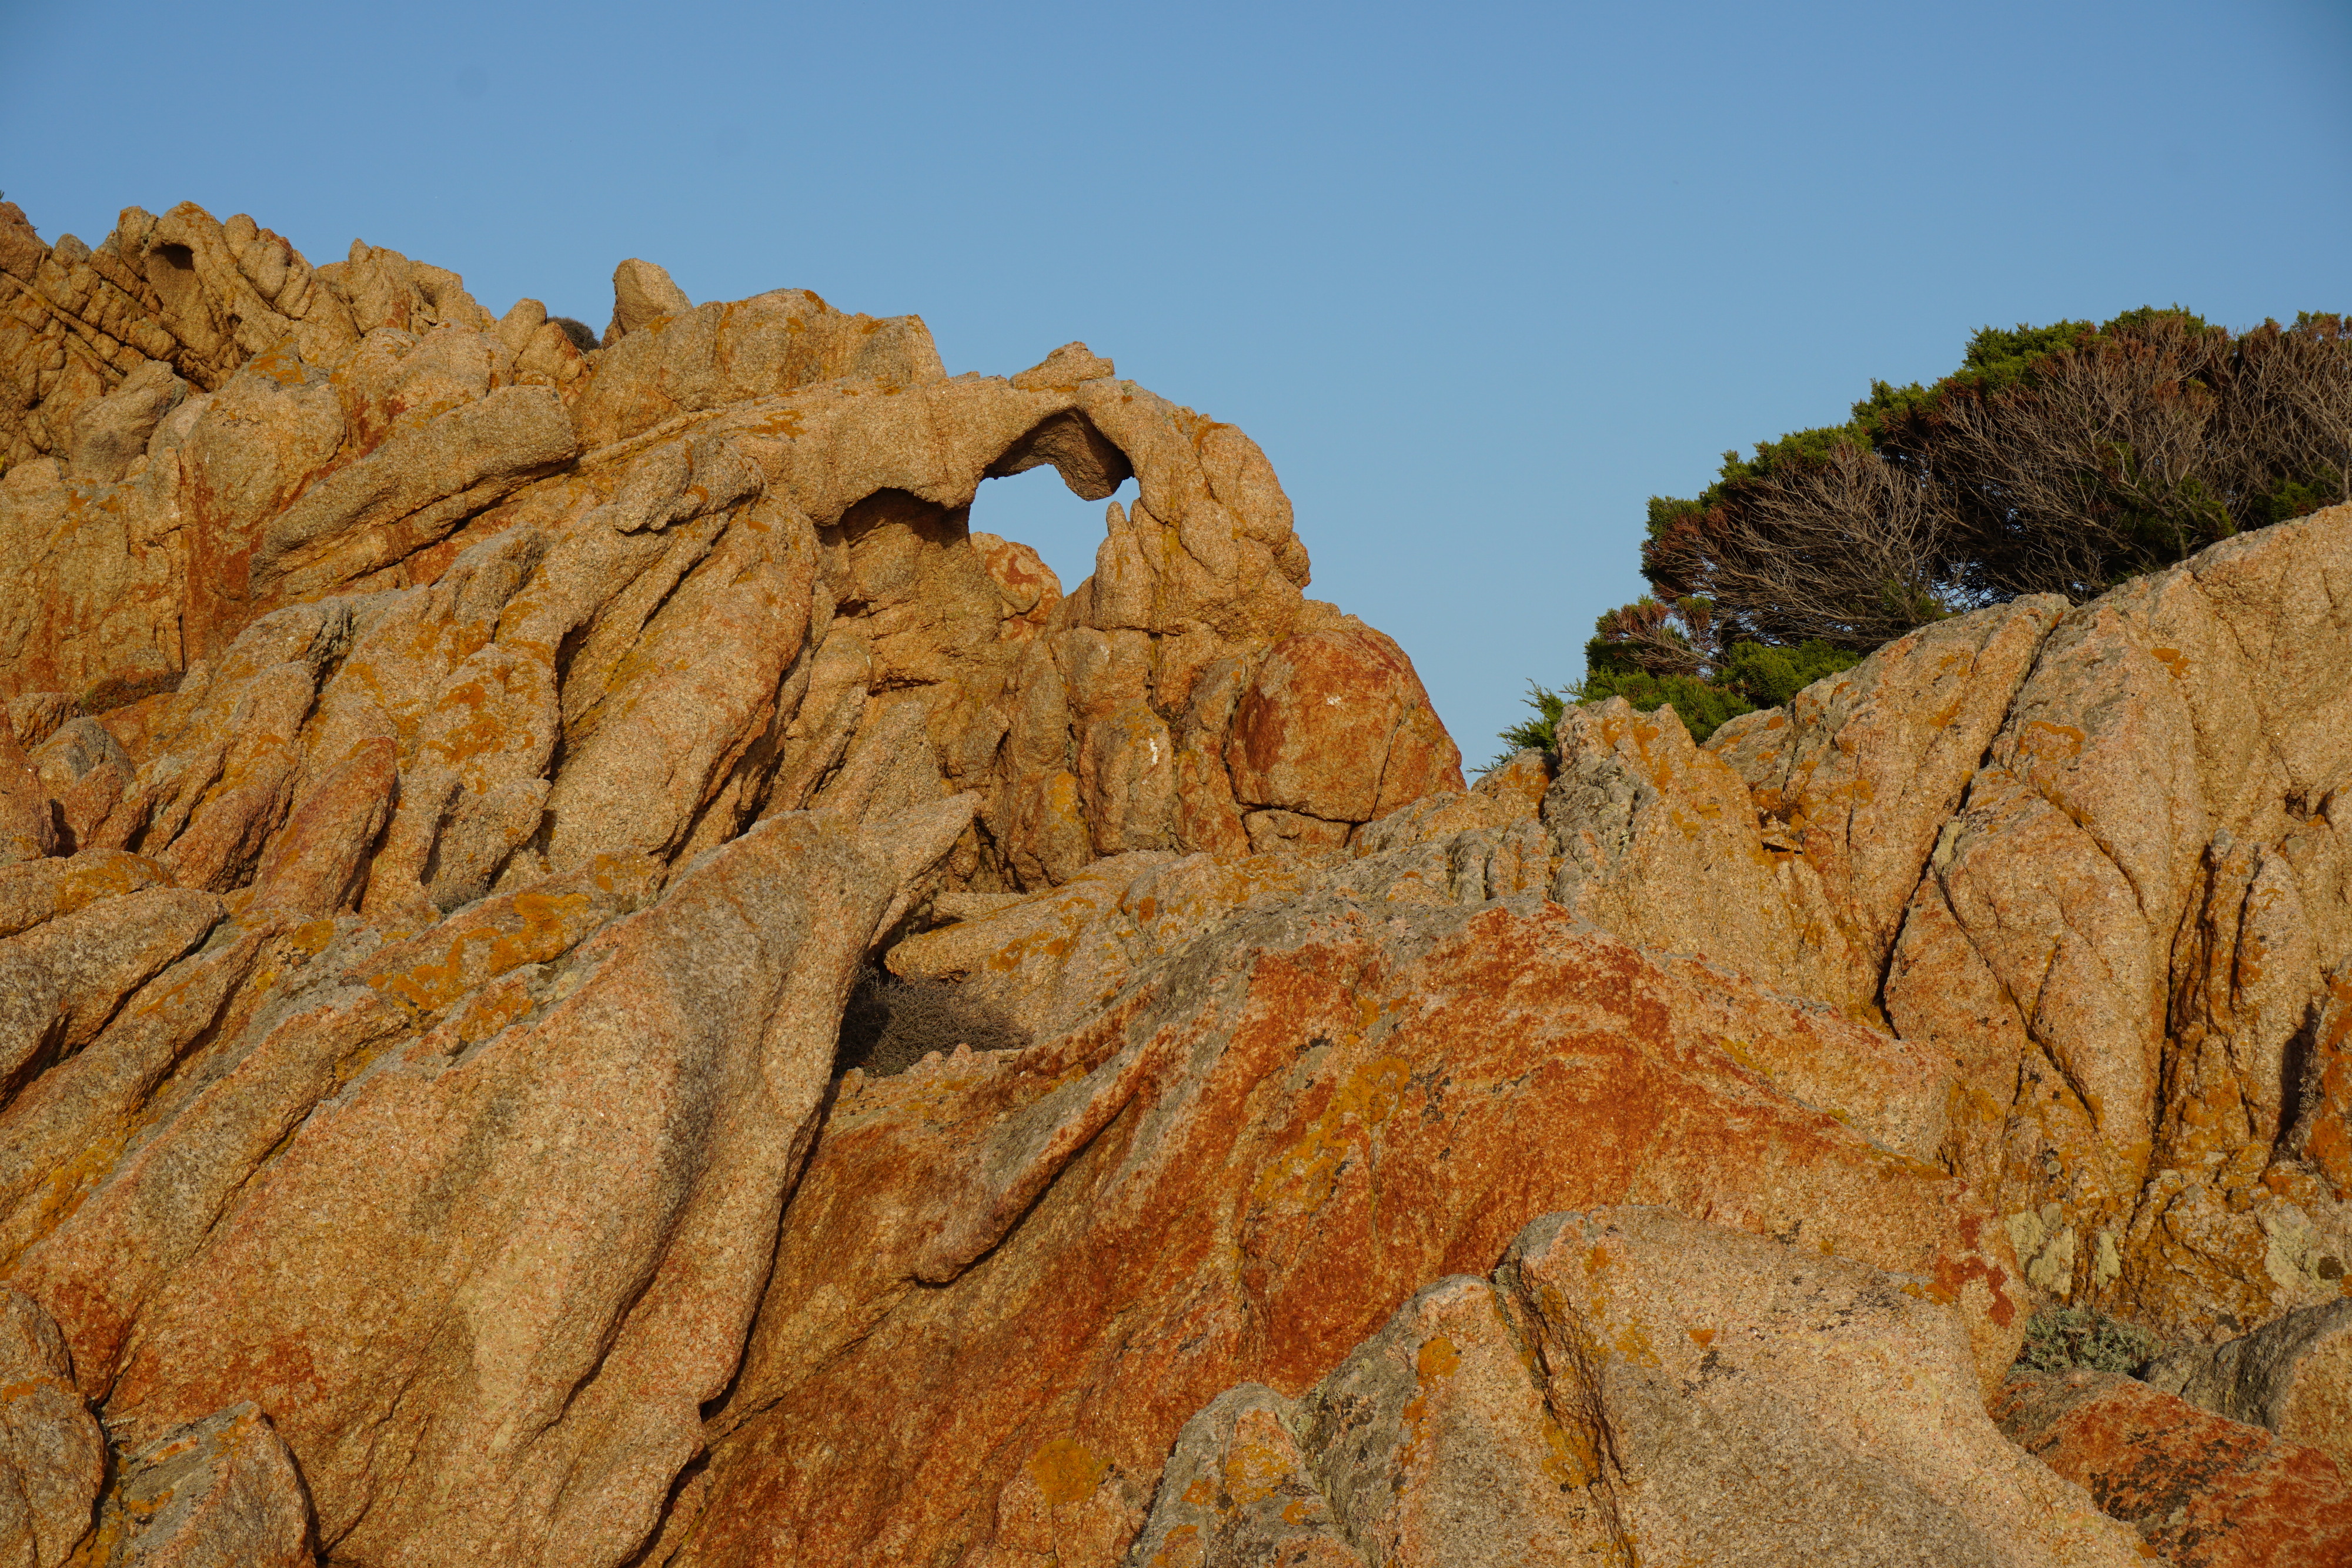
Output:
[{"xmin": 0, "ymin": 195, "xmax": 2345, "ymax": 1565}]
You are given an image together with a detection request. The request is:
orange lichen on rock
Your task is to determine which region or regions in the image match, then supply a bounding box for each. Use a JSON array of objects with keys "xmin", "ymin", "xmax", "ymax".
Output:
[{"xmin": 0, "ymin": 192, "xmax": 2348, "ymax": 1567}]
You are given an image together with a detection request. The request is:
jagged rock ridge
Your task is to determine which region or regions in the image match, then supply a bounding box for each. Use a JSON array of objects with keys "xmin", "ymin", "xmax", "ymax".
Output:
[{"xmin": 0, "ymin": 197, "xmax": 2345, "ymax": 1567}]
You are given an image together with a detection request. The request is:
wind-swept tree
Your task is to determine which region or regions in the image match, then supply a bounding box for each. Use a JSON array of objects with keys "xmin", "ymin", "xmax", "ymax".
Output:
[{"xmin": 1502, "ymin": 308, "xmax": 2351, "ymax": 758}]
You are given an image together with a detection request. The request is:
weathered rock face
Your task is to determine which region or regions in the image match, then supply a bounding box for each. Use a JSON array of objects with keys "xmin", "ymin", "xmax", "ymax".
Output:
[
  {"xmin": 654, "ymin": 887, "xmax": 2020, "ymax": 1566},
  {"xmin": 1996, "ymin": 1366, "xmax": 2352, "ymax": 1568},
  {"xmin": 0, "ymin": 199, "xmax": 1458, "ymax": 892},
  {"xmin": 1555, "ymin": 512, "xmax": 2352, "ymax": 1347},
  {"xmin": 0, "ymin": 192, "xmax": 2346, "ymax": 1566},
  {"xmin": 2145, "ymin": 1298, "xmax": 2352, "ymax": 1473},
  {"xmin": 1128, "ymin": 1208, "xmax": 2141, "ymax": 1568},
  {"xmin": 0, "ymin": 1289, "xmax": 105, "ymax": 1568}
]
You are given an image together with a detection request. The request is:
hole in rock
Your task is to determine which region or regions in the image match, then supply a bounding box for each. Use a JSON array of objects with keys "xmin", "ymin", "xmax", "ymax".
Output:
[
  {"xmin": 835, "ymin": 967, "xmax": 1028, "ymax": 1078},
  {"xmin": 968, "ymin": 466, "xmax": 1136, "ymax": 596}
]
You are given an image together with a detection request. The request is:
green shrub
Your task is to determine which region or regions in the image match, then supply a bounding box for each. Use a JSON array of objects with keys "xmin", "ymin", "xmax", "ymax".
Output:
[
  {"xmin": 1716, "ymin": 638, "xmax": 1863, "ymax": 708},
  {"xmin": 1491, "ymin": 635, "xmax": 1860, "ymax": 761},
  {"xmin": 2015, "ymin": 1308, "xmax": 2165, "ymax": 1375}
]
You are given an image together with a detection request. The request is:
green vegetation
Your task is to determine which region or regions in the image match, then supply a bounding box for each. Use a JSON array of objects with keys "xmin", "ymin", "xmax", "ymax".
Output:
[
  {"xmin": 2016, "ymin": 1308, "xmax": 2166, "ymax": 1376},
  {"xmin": 1499, "ymin": 629, "xmax": 1857, "ymax": 753},
  {"xmin": 1500, "ymin": 308, "xmax": 2350, "ymax": 759}
]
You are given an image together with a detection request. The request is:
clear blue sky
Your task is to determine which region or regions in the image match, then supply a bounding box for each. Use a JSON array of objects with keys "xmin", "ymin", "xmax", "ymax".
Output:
[{"xmin": 6, "ymin": 1, "xmax": 2348, "ymax": 760}]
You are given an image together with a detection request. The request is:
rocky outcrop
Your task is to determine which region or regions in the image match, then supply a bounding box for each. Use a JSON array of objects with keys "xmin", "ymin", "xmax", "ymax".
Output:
[
  {"xmin": 0, "ymin": 192, "xmax": 2346, "ymax": 1564},
  {"xmin": 1525, "ymin": 511, "xmax": 2352, "ymax": 1346},
  {"xmin": 0, "ymin": 199, "xmax": 1458, "ymax": 891},
  {"xmin": 1129, "ymin": 1207, "xmax": 2141, "ymax": 1568},
  {"xmin": 0, "ymin": 1289, "xmax": 103, "ymax": 1568},
  {"xmin": 652, "ymin": 883, "xmax": 2020, "ymax": 1565},
  {"xmin": 2145, "ymin": 1298, "xmax": 2352, "ymax": 1473}
]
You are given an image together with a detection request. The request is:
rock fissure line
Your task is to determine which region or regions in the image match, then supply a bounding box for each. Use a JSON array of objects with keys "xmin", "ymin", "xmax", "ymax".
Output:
[{"xmin": 0, "ymin": 197, "xmax": 2347, "ymax": 1567}]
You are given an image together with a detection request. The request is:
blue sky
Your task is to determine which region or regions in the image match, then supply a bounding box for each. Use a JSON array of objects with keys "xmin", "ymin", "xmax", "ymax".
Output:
[{"xmin": 5, "ymin": 1, "xmax": 2348, "ymax": 760}]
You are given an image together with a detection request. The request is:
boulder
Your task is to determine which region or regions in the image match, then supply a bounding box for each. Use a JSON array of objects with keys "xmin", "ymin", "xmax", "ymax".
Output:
[
  {"xmin": 75, "ymin": 1403, "xmax": 315, "ymax": 1568},
  {"xmin": 0, "ymin": 712, "xmax": 56, "ymax": 864},
  {"xmin": 1996, "ymin": 1366, "xmax": 2352, "ymax": 1567},
  {"xmin": 1225, "ymin": 622, "xmax": 1464, "ymax": 833},
  {"xmin": 2145, "ymin": 1298, "xmax": 2352, "ymax": 1473},
  {"xmin": 602, "ymin": 258, "xmax": 692, "ymax": 346},
  {"xmin": 0, "ymin": 1289, "xmax": 104, "ymax": 1568}
]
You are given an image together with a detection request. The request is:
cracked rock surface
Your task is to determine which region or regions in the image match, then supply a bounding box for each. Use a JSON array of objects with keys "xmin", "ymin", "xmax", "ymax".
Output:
[{"xmin": 0, "ymin": 194, "xmax": 2346, "ymax": 1564}]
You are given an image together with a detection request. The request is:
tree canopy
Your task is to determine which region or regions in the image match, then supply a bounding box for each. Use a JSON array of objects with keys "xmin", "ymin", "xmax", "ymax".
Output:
[{"xmin": 1500, "ymin": 307, "xmax": 2350, "ymax": 759}]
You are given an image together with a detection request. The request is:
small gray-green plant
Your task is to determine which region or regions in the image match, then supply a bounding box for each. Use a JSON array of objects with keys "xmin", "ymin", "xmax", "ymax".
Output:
[
  {"xmin": 835, "ymin": 967, "xmax": 1028, "ymax": 1078},
  {"xmin": 2016, "ymin": 1308, "xmax": 2164, "ymax": 1375}
]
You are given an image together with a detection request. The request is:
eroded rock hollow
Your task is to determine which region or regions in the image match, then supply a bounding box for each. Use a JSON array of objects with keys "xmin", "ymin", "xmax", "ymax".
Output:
[{"xmin": 0, "ymin": 198, "xmax": 2346, "ymax": 1567}]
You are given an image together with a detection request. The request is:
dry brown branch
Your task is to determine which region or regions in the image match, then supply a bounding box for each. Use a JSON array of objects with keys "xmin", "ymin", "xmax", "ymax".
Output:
[{"xmin": 1695, "ymin": 441, "xmax": 1965, "ymax": 647}]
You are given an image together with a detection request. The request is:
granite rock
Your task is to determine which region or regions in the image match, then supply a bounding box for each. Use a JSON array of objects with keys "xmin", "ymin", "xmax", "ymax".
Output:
[
  {"xmin": 1997, "ymin": 1365, "xmax": 2352, "ymax": 1568},
  {"xmin": 1, "ymin": 189, "xmax": 2348, "ymax": 1566}
]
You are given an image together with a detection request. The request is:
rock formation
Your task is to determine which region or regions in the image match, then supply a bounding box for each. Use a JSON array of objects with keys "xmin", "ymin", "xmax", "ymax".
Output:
[
  {"xmin": 1996, "ymin": 1366, "xmax": 2352, "ymax": 1567},
  {"xmin": 0, "ymin": 196, "xmax": 2345, "ymax": 1564}
]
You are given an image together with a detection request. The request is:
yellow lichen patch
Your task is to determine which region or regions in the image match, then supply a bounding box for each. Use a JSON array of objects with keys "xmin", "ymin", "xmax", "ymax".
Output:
[
  {"xmin": 1144, "ymin": 1522, "xmax": 1203, "ymax": 1568},
  {"xmin": 60, "ymin": 850, "xmax": 170, "ymax": 902},
  {"xmin": 1028, "ymin": 1436, "xmax": 1108, "ymax": 1507},
  {"xmin": 2150, "ymin": 647, "xmax": 2190, "ymax": 680},
  {"xmin": 1217, "ymin": 1432, "xmax": 1299, "ymax": 1507},
  {"xmin": 1415, "ymin": 1335, "xmax": 1461, "ymax": 1380},
  {"xmin": 976, "ymin": 898, "xmax": 1101, "ymax": 975},
  {"xmin": 359, "ymin": 889, "xmax": 596, "ymax": 1016},
  {"xmin": 11, "ymin": 1123, "xmax": 136, "ymax": 1268},
  {"xmin": 283, "ymin": 918, "xmax": 338, "ymax": 958},
  {"xmin": 1611, "ymin": 1318, "xmax": 1661, "ymax": 1369},
  {"xmin": 449, "ymin": 972, "xmax": 536, "ymax": 1050},
  {"xmin": 246, "ymin": 339, "xmax": 310, "ymax": 387},
  {"xmin": 1826, "ymin": 775, "xmax": 1877, "ymax": 808},
  {"xmin": 1687, "ymin": 1327, "xmax": 1715, "ymax": 1348},
  {"xmin": 59, "ymin": 1497, "xmax": 130, "ymax": 1567},
  {"xmin": 1397, "ymin": 1390, "xmax": 1433, "ymax": 1462},
  {"xmin": 744, "ymin": 406, "xmax": 807, "ymax": 439},
  {"xmin": 0, "ymin": 851, "xmax": 175, "ymax": 940},
  {"xmin": 1251, "ymin": 1055, "xmax": 1411, "ymax": 1214},
  {"xmin": 2016, "ymin": 721, "xmax": 2086, "ymax": 763},
  {"xmin": 1538, "ymin": 1406, "xmax": 1602, "ymax": 1490}
]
